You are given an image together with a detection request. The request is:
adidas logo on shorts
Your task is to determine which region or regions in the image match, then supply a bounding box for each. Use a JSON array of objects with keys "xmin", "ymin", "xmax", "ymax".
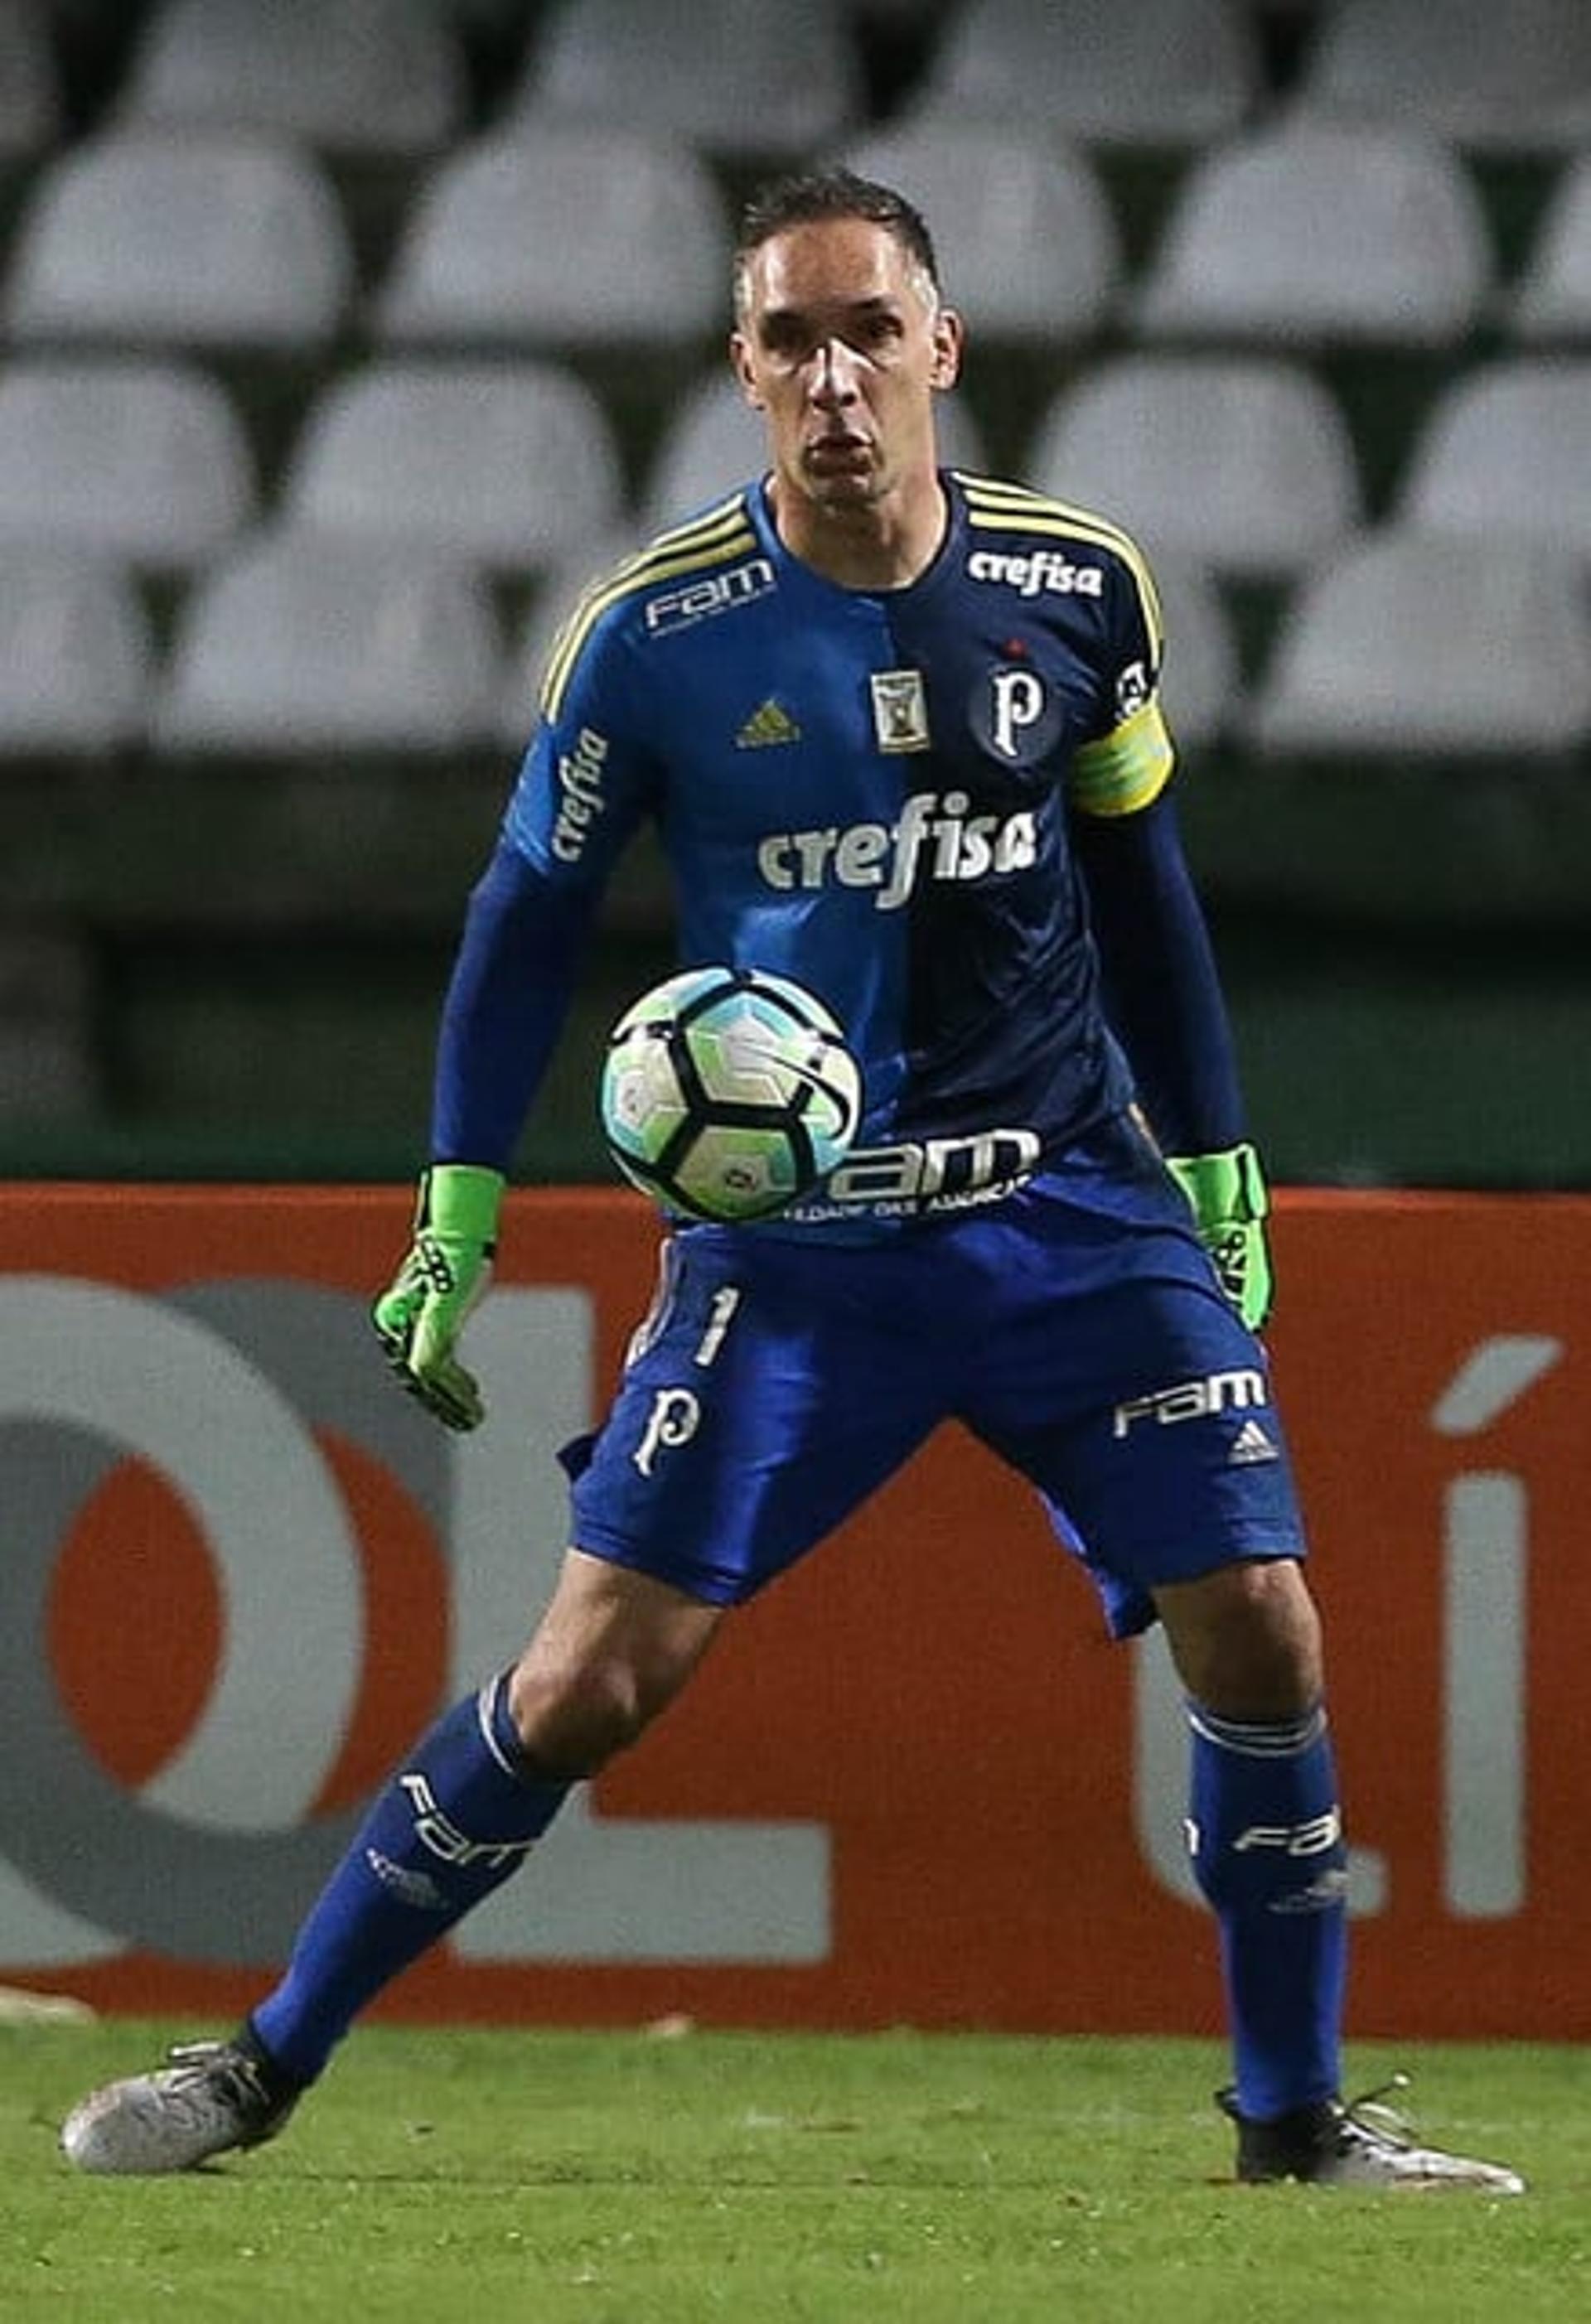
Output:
[{"xmin": 1228, "ymin": 1418, "xmax": 1279, "ymax": 1466}]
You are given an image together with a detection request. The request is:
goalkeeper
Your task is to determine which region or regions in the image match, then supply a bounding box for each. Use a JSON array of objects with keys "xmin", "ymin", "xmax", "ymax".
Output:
[{"xmin": 64, "ymin": 168, "xmax": 1519, "ymax": 2195}]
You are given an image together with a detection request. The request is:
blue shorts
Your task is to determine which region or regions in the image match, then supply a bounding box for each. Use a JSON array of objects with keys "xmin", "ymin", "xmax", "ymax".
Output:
[{"xmin": 564, "ymin": 1123, "xmax": 1306, "ymax": 1637}]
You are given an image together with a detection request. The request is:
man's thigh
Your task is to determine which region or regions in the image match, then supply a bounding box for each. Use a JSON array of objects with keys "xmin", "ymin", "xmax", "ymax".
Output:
[
  {"xmin": 960, "ymin": 1188, "xmax": 1308, "ymax": 1637},
  {"xmin": 564, "ymin": 1227, "xmax": 949, "ymax": 1605}
]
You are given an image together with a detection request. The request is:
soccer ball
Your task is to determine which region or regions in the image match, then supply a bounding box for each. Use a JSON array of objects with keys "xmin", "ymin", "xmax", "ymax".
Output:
[{"xmin": 600, "ymin": 965, "xmax": 863, "ymax": 1221}]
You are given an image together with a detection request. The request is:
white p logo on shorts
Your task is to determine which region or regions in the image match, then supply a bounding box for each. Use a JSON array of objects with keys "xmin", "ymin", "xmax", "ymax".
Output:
[{"xmin": 632, "ymin": 1386, "xmax": 701, "ymax": 1477}]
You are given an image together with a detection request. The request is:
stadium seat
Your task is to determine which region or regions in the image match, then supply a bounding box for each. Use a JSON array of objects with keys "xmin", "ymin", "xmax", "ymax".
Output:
[
  {"xmin": 1294, "ymin": 0, "xmax": 1591, "ymax": 152},
  {"xmin": 0, "ymin": 549, "xmax": 151, "ymax": 752},
  {"xmin": 1027, "ymin": 355, "xmax": 1361, "ymax": 576},
  {"xmin": 908, "ymin": 0, "xmax": 1260, "ymax": 147},
  {"xmin": 1396, "ymin": 359, "xmax": 1591, "ymax": 558},
  {"xmin": 510, "ymin": 0, "xmax": 864, "ymax": 160},
  {"xmin": 1511, "ymin": 153, "xmax": 1591, "ymax": 341},
  {"xmin": 1134, "ymin": 123, "xmax": 1492, "ymax": 346},
  {"xmin": 278, "ymin": 360, "xmax": 624, "ymax": 570},
  {"xmin": 115, "ymin": 0, "xmax": 467, "ymax": 157},
  {"xmin": 638, "ymin": 378, "xmax": 776, "ymax": 530},
  {"xmin": 375, "ymin": 130, "xmax": 728, "ymax": 350},
  {"xmin": 1144, "ymin": 552, "xmax": 1241, "ymax": 749},
  {"xmin": 0, "ymin": 359, "xmax": 256, "ymax": 568},
  {"xmin": 639, "ymin": 370, "xmax": 989, "ymax": 531},
  {"xmin": 1248, "ymin": 534, "xmax": 1591, "ymax": 755},
  {"xmin": 4, "ymin": 133, "xmax": 354, "ymax": 350},
  {"xmin": 156, "ymin": 532, "xmax": 502, "ymax": 751},
  {"xmin": 832, "ymin": 123, "xmax": 1119, "ymax": 344},
  {"xmin": 0, "ymin": 0, "xmax": 59, "ymax": 159}
]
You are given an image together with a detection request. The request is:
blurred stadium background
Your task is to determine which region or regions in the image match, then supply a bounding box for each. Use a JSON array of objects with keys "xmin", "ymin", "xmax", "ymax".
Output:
[{"xmin": 1, "ymin": 0, "xmax": 1588, "ymax": 1191}]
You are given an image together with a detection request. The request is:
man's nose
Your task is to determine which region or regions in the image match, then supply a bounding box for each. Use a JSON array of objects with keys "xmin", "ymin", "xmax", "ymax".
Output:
[{"xmin": 807, "ymin": 337, "xmax": 863, "ymax": 403}]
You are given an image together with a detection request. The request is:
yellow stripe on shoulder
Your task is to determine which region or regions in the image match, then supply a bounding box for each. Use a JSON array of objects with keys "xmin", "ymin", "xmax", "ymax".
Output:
[
  {"xmin": 956, "ymin": 472, "xmax": 1164, "ymax": 658},
  {"xmin": 540, "ymin": 493, "xmax": 758, "ymax": 718},
  {"xmin": 646, "ymin": 489, "xmax": 754, "ymax": 556}
]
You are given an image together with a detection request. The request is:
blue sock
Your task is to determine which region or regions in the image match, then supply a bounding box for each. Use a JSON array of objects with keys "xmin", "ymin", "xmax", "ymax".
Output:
[
  {"xmin": 251, "ymin": 1673, "xmax": 569, "ymax": 2083},
  {"xmin": 1185, "ymin": 1700, "xmax": 1348, "ymax": 2122}
]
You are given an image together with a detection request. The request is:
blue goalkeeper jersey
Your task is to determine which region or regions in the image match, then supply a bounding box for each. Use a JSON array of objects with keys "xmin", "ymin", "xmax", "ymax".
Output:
[{"xmin": 499, "ymin": 469, "xmax": 1177, "ymax": 1233}]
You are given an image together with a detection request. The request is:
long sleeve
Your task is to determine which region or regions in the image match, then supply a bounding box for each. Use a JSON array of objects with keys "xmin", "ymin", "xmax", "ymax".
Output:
[
  {"xmin": 1073, "ymin": 785, "xmax": 1247, "ymax": 1157},
  {"xmin": 428, "ymin": 838, "xmax": 600, "ymax": 1169}
]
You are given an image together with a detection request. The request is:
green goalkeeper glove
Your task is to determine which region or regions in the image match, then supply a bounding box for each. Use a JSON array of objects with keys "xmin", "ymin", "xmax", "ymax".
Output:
[
  {"xmin": 1164, "ymin": 1140, "xmax": 1273, "ymax": 1331},
  {"xmin": 371, "ymin": 1163, "xmax": 504, "ymax": 1431}
]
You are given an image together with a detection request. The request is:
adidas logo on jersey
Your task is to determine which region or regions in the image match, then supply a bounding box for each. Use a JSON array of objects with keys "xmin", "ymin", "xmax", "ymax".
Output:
[
  {"xmin": 736, "ymin": 698, "xmax": 801, "ymax": 749},
  {"xmin": 1228, "ymin": 1418, "xmax": 1279, "ymax": 1466}
]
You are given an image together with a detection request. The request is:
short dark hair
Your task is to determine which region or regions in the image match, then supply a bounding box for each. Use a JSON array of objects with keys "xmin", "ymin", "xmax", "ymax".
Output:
[{"xmin": 733, "ymin": 167, "xmax": 941, "ymax": 314}]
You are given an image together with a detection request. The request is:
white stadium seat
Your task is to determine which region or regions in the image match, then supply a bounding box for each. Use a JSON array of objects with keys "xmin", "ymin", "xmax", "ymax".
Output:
[
  {"xmin": 0, "ymin": 359, "xmax": 255, "ymax": 567},
  {"xmin": 510, "ymin": 0, "xmax": 864, "ymax": 159},
  {"xmin": 116, "ymin": 0, "xmax": 467, "ymax": 157},
  {"xmin": 157, "ymin": 533, "xmax": 502, "ymax": 752},
  {"xmin": 834, "ymin": 123, "xmax": 1120, "ymax": 343},
  {"xmin": 1294, "ymin": 0, "xmax": 1591, "ymax": 153},
  {"xmin": 279, "ymin": 360, "xmax": 625, "ymax": 569},
  {"xmin": 1135, "ymin": 124, "xmax": 1492, "ymax": 347},
  {"xmin": 375, "ymin": 130, "xmax": 728, "ymax": 350},
  {"xmin": 1028, "ymin": 355, "xmax": 1361, "ymax": 576},
  {"xmin": 911, "ymin": 0, "xmax": 1260, "ymax": 147},
  {"xmin": 0, "ymin": 550, "xmax": 151, "ymax": 752},
  {"xmin": 5, "ymin": 133, "xmax": 354, "ymax": 350},
  {"xmin": 1511, "ymin": 153, "xmax": 1591, "ymax": 341},
  {"xmin": 1397, "ymin": 359, "xmax": 1591, "ymax": 559},
  {"xmin": 1249, "ymin": 534, "xmax": 1591, "ymax": 756}
]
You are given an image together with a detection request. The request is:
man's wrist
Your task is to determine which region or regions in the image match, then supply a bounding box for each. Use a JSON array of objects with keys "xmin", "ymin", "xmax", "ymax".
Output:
[
  {"xmin": 1166, "ymin": 1141, "xmax": 1267, "ymax": 1225},
  {"xmin": 423, "ymin": 1163, "xmax": 505, "ymax": 1244}
]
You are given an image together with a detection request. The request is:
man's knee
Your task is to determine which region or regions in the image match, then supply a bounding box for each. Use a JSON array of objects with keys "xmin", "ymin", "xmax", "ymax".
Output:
[
  {"xmin": 504, "ymin": 1550, "xmax": 725, "ymax": 1776},
  {"xmin": 1155, "ymin": 1557, "xmax": 1325, "ymax": 1718},
  {"xmin": 506, "ymin": 1646, "xmax": 658, "ymax": 1776}
]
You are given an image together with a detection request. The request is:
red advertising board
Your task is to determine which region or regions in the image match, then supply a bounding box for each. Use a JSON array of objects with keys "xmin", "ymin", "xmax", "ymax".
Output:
[{"xmin": 5, "ymin": 1184, "xmax": 1589, "ymax": 2039}]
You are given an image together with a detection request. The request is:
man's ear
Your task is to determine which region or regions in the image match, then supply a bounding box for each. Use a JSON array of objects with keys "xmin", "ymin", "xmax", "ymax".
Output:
[
  {"xmin": 729, "ymin": 331, "xmax": 765, "ymax": 410},
  {"xmin": 930, "ymin": 306, "xmax": 965, "ymax": 393}
]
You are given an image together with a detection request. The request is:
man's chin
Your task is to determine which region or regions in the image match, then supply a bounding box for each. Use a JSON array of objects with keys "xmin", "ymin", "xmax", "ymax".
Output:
[{"xmin": 802, "ymin": 461, "xmax": 882, "ymax": 508}]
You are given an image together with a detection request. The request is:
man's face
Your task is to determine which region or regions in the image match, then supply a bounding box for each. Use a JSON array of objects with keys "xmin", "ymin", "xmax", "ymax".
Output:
[{"xmin": 730, "ymin": 215, "xmax": 962, "ymax": 516}]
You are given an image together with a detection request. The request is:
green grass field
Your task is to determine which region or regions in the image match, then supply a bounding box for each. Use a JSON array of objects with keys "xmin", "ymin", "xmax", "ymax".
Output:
[{"xmin": 5, "ymin": 2022, "xmax": 1588, "ymax": 2322}]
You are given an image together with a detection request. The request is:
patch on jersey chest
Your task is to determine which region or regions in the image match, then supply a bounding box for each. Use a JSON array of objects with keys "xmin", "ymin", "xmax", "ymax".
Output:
[{"xmin": 869, "ymin": 668, "xmax": 931, "ymax": 754}]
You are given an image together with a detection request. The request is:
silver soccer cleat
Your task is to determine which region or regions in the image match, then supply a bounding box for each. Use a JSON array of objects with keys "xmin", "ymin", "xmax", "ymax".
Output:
[
  {"xmin": 60, "ymin": 2034, "xmax": 298, "ymax": 2176},
  {"xmin": 1221, "ymin": 2078, "xmax": 1526, "ymax": 2193}
]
